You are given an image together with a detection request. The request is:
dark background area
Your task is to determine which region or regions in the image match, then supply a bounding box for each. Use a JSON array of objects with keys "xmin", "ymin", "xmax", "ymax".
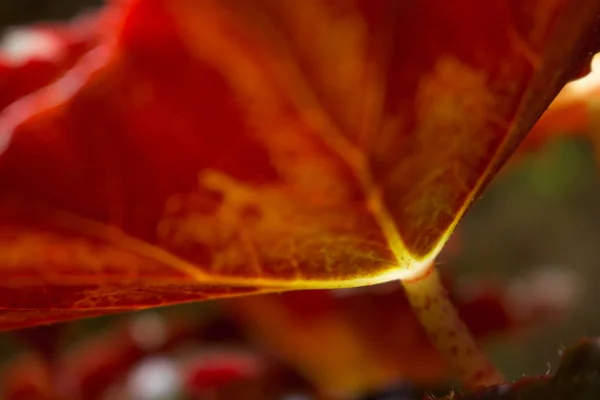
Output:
[{"xmin": 0, "ymin": 0, "xmax": 103, "ymax": 33}]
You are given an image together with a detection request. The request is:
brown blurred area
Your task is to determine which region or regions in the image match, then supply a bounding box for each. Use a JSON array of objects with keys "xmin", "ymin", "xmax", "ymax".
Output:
[{"xmin": 0, "ymin": 0, "xmax": 103, "ymax": 33}]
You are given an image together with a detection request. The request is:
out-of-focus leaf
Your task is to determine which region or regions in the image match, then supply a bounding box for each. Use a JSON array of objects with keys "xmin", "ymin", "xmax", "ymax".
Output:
[
  {"xmin": 225, "ymin": 273, "xmax": 566, "ymax": 395},
  {"xmin": 0, "ymin": 14, "xmax": 99, "ymax": 111},
  {"xmin": 521, "ymin": 52, "xmax": 600, "ymax": 166},
  {"xmin": 54, "ymin": 313, "xmax": 201, "ymax": 400},
  {"xmin": 184, "ymin": 350, "xmax": 263, "ymax": 391},
  {"xmin": 182, "ymin": 351, "xmax": 312, "ymax": 400},
  {"xmin": 1, "ymin": 311, "xmax": 315, "ymax": 400},
  {"xmin": 2, "ymin": 311, "xmax": 207, "ymax": 400},
  {"xmin": 0, "ymin": 0, "xmax": 598, "ymax": 330},
  {"xmin": 1, "ymin": 352, "xmax": 54, "ymax": 400}
]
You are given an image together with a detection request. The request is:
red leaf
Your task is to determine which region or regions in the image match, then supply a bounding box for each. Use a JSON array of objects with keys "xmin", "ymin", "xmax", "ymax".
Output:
[
  {"xmin": 0, "ymin": 15, "xmax": 99, "ymax": 113},
  {"xmin": 519, "ymin": 52, "xmax": 600, "ymax": 157},
  {"xmin": 0, "ymin": 0, "xmax": 598, "ymax": 330}
]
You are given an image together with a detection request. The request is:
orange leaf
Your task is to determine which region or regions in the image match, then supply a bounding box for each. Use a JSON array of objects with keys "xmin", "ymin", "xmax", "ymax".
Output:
[
  {"xmin": 0, "ymin": 0, "xmax": 598, "ymax": 330},
  {"xmin": 520, "ymin": 52, "xmax": 600, "ymax": 159}
]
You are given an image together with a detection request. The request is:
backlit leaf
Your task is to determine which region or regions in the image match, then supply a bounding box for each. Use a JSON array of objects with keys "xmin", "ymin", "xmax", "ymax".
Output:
[{"xmin": 0, "ymin": 0, "xmax": 598, "ymax": 329}]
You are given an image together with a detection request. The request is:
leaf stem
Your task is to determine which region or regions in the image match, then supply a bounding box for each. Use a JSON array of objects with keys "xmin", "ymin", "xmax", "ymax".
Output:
[{"xmin": 401, "ymin": 264, "xmax": 503, "ymax": 388}]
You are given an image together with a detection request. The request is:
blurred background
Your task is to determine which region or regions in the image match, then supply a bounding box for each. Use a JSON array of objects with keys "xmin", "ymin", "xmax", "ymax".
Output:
[
  {"xmin": 0, "ymin": 0, "xmax": 102, "ymax": 31},
  {"xmin": 461, "ymin": 137, "xmax": 599, "ymax": 379},
  {"xmin": 1, "ymin": 1, "xmax": 600, "ymax": 399}
]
